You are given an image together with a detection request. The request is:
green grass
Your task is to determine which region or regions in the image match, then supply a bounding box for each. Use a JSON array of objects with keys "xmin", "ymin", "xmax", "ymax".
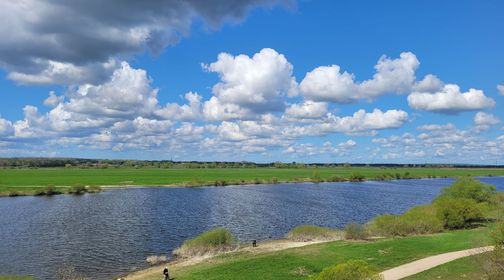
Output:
[
  {"xmin": 404, "ymin": 255, "xmax": 485, "ymax": 280},
  {"xmin": 173, "ymin": 228, "xmax": 237, "ymax": 257},
  {"xmin": 286, "ymin": 225, "xmax": 343, "ymax": 241},
  {"xmin": 1, "ymin": 167, "xmax": 503, "ymax": 196},
  {"xmin": 157, "ymin": 227, "xmax": 491, "ymax": 280}
]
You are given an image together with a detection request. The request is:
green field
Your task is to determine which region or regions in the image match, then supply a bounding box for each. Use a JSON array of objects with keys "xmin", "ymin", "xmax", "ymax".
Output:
[
  {"xmin": 129, "ymin": 227, "xmax": 491, "ymax": 280},
  {"xmin": 1, "ymin": 167, "xmax": 503, "ymax": 196}
]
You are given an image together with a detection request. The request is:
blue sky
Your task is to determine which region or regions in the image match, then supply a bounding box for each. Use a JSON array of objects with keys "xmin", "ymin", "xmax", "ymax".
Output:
[{"xmin": 0, "ymin": 0, "xmax": 503, "ymax": 163}]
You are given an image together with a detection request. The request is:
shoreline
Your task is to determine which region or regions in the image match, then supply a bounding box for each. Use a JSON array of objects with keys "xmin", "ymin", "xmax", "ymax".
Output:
[
  {"xmin": 122, "ymin": 238, "xmax": 340, "ymax": 280},
  {"xmin": 1, "ymin": 174, "xmax": 501, "ymax": 198}
]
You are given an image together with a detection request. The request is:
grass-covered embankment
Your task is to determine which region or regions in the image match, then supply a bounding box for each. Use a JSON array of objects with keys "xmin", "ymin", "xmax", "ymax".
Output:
[
  {"xmin": 1, "ymin": 166, "xmax": 503, "ymax": 196},
  {"xmin": 127, "ymin": 226, "xmax": 491, "ymax": 280}
]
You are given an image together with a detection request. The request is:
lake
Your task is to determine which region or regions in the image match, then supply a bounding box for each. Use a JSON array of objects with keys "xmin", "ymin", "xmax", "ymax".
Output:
[{"xmin": 1, "ymin": 177, "xmax": 504, "ymax": 279}]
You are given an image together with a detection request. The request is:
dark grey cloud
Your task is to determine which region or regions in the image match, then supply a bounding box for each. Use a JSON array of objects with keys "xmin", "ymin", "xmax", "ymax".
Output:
[{"xmin": 0, "ymin": 0, "xmax": 292, "ymax": 85}]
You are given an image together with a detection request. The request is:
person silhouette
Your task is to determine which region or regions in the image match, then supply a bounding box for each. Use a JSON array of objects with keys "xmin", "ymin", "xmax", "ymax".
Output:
[{"xmin": 163, "ymin": 266, "xmax": 170, "ymax": 280}]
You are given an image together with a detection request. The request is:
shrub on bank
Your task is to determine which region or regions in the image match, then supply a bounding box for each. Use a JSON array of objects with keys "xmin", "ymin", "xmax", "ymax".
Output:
[
  {"xmin": 434, "ymin": 198, "xmax": 483, "ymax": 229},
  {"xmin": 349, "ymin": 173, "xmax": 365, "ymax": 182},
  {"xmin": 173, "ymin": 227, "xmax": 237, "ymax": 257},
  {"xmin": 369, "ymin": 205, "xmax": 443, "ymax": 237},
  {"xmin": 8, "ymin": 191, "xmax": 21, "ymax": 197},
  {"xmin": 328, "ymin": 175, "xmax": 346, "ymax": 182},
  {"xmin": 287, "ymin": 225, "xmax": 343, "ymax": 242},
  {"xmin": 68, "ymin": 184, "xmax": 87, "ymax": 195},
  {"xmin": 344, "ymin": 223, "xmax": 369, "ymax": 240},
  {"xmin": 34, "ymin": 185, "xmax": 62, "ymax": 196},
  {"xmin": 314, "ymin": 260, "xmax": 382, "ymax": 280},
  {"xmin": 437, "ymin": 176, "xmax": 496, "ymax": 203}
]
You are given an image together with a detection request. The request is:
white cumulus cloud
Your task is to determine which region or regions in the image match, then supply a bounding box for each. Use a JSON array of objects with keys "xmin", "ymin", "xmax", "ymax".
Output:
[
  {"xmin": 0, "ymin": 118, "xmax": 14, "ymax": 137},
  {"xmin": 408, "ymin": 84, "xmax": 495, "ymax": 113},
  {"xmin": 474, "ymin": 112, "xmax": 500, "ymax": 131},
  {"xmin": 203, "ymin": 48, "xmax": 297, "ymax": 117},
  {"xmin": 284, "ymin": 101, "xmax": 328, "ymax": 119},
  {"xmin": 300, "ymin": 52, "xmax": 419, "ymax": 103},
  {"xmin": 498, "ymin": 84, "xmax": 504, "ymax": 96}
]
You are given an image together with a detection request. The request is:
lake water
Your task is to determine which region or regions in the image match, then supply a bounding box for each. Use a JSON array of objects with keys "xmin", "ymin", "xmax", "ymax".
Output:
[{"xmin": 1, "ymin": 177, "xmax": 504, "ymax": 279}]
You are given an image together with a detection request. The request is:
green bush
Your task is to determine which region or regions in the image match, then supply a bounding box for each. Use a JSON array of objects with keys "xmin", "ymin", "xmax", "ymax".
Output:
[
  {"xmin": 400, "ymin": 205, "xmax": 444, "ymax": 234},
  {"xmin": 349, "ymin": 173, "xmax": 365, "ymax": 182},
  {"xmin": 437, "ymin": 176, "xmax": 496, "ymax": 203},
  {"xmin": 328, "ymin": 175, "xmax": 346, "ymax": 182},
  {"xmin": 286, "ymin": 225, "xmax": 342, "ymax": 241},
  {"xmin": 312, "ymin": 170, "xmax": 322, "ymax": 183},
  {"xmin": 68, "ymin": 184, "xmax": 87, "ymax": 195},
  {"xmin": 314, "ymin": 260, "xmax": 383, "ymax": 280},
  {"xmin": 434, "ymin": 198, "xmax": 483, "ymax": 229},
  {"xmin": 344, "ymin": 223, "xmax": 369, "ymax": 240},
  {"xmin": 369, "ymin": 205, "xmax": 443, "ymax": 237},
  {"xmin": 173, "ymin": 227, "xmax": 237, "ymax": 257},
  {"xmin": 213, "ymin": 180, "xmax": 228, "ymax": 186},
  {"xmin": 8, "ymin": 191, "xmax": 21, "ymax": 197},
  {"xmin": 34, "ymin": 185, "xmax": 62, "ymax": 196},
  {"xmin": 369, "ymin": 215, "xmax": 401, "ymax": 237}
]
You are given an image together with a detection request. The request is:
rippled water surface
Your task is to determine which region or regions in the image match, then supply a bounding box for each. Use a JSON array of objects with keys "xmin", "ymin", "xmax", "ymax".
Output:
[{"xmin": 1, "ymin": 177, "xmax": 504, "ymax": 279}]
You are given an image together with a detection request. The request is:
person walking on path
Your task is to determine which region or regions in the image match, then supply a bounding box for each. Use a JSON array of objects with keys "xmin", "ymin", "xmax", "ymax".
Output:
[{"xmin": 163, "ymin": 266, "xmax": 170, "ymax": 280}]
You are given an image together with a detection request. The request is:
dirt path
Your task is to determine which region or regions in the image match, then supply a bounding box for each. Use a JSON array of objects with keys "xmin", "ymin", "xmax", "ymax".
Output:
[
  {"xmin": 380, "ymin": 246, "xmax": 494, "ymax": 280},
  {"xmin": 124, "ymin": 239, "xmax": 337, "ymax": 280}
]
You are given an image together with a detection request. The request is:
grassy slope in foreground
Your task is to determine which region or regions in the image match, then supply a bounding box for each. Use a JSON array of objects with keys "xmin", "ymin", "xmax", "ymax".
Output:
[
  {"xmin": 403, "ymin": 254, "xmax": 485, "ymax": 280},
  {"xmin": 128, "ymin": 227, "xmax": 490, "ymax": 280},
  {"xmin": 1, "ymin": 167, "xmax": 504, "ymax": 195}
]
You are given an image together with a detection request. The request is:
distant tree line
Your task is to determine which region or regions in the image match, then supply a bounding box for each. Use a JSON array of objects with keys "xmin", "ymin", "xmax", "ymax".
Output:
[{"xmin": 0, "ymin": 157, "xmax": 501, "ymax": 169}]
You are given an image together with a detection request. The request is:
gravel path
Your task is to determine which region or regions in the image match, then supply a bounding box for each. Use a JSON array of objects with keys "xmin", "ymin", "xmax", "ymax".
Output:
[{"xmin": 380, "ymin": 246, "xmax": 494, "ymax": 280}]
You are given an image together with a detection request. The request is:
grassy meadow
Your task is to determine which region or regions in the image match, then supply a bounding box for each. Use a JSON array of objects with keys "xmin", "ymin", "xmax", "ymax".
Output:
[{"xmin": 1, "ymin": 166, "xmax": 503, "ymax": 196}]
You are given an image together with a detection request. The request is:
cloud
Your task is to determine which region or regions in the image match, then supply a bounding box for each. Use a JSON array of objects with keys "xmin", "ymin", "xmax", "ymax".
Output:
[
  {"xmin": 12, "ymin": 62, "xmax": 159, "ymax": 137},
  {"xmin": 0, "ymin": 0, "xmax": 292, "ymax": 85},
  {"xmin": 43, "ymin": 91, "xmax": 65, "ymax": 107},
  {"xmin": 417, "ymin": 123, "xmax": 455, "ymax": 131},
  {"xmin": 413, "ymin": 74, "xmax": 444, "ymax": 93},
  {"xmin": 203, "ymin": 96, "xmax": 252, "ymax": 121},
  {"xmin": 408, "ymin": 84, "xmax": 495, "ymax": 113},
  {"xmin": 325, "ymin": 109, "xmax": 409, "ymax": 133},
  {"xmin": 474, "ymin": 112, "xmax": 500, "ymax": 131},
  {"xmin": 338, "ymin": 139, "xmax": 356, "ymax": 148},
  {"xmin": 156, "ymin": 92, "xmax": 203, "ymax": 121},
  {"xmin": 0, "ymin": 118, "xmax": 14, "ymax": 137},
  {"xmin": 282, "ymin": 109, "xmax": 409, "ymax": 137},
  {"xmin": 299, "ymin": 52, "xmax": 419, "ymax": 103},
  {"xmin": 284, "ymin": 101, "xmax": 328, "ymax": 119},
  {"xmin": 498, "ymin": 84, "xmax": 504, "ymax": 96},
  {"xmin": 203, "ymin": 48, "xmax": 298, "ymax": 117}
]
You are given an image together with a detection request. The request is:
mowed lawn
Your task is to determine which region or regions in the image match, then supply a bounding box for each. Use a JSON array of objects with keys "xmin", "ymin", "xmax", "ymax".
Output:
[
  {"xmin": 132, "ymin": 227, "xmax": 491, "ymax": 280},
  {"xmin": 1, "ymin": 167, "xmax": 503, "ymax": 195}
]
